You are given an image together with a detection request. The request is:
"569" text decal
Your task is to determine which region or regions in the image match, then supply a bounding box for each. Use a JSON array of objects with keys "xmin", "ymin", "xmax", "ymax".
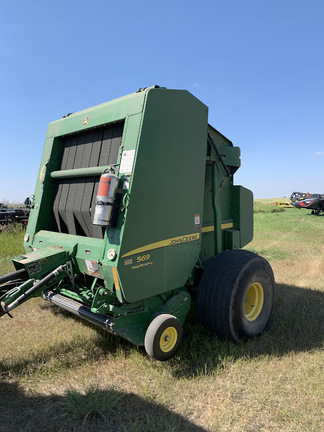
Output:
[{"xmin": 137, "ymin": 254, "xmax": 151, "ymax": 263}]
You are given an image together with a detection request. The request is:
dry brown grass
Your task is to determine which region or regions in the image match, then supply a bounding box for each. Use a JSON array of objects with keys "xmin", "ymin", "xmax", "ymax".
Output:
[{"xmin": 0, "ymin": 203, "xmax": 323, "ymax": 431}]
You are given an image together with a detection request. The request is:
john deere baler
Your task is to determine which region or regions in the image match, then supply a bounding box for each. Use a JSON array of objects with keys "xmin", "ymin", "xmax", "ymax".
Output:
[{"xmin": 0, "ymin": 86, "xmax": 275, "ymax": 360}]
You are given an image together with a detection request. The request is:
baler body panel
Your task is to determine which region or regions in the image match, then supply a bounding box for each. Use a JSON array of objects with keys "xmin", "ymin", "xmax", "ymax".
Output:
[
  {"xmin": 24, "ymin": 91, "xmax": 146, "ymax": 290},
  {"xmin": 200, "ymin": 125, "xmax": 253, "ymax": 262},
  {"xmin": 26, "ymin": 91, "xmax": 146, "ymax": 237},
  {"xmin": 117, "ymin": 89, "xmax": 208, "ymax": 302},
  {"xmin": 23, "ymin": 88, "xmax": 210, "ymax": 304}
]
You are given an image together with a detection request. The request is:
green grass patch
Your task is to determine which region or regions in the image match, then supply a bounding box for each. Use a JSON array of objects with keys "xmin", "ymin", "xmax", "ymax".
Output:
[
  {"xmin": 0, "ymin": 225, "xmax": 25, "ymax": 258},
  {"xmin": 61, "ymin": 385, "xmax": 123, "ymax": 427},
  {"xmin": 247, "ymin": 247, "xmax": 292, "ymax": 261},
  {"xmin": 254, "ymin": 202, "xmax": 286, "ymax": 213}
]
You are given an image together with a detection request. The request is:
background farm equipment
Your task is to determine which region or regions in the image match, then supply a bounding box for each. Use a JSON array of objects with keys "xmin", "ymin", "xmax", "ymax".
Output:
[
  {"xmin": 0, "ymin": 200, "xmax": 31, "ymax": 227},
  {"xmin": 290, "ymin": 191, "xmax": 324, "ymax": 215},
  {"xmin": 270, "ymin": 201, "xmax": 293, "ymax": 208},
  {"xmin": 0, "ymin": 86, "xmax": 275, "ymax": 360}
]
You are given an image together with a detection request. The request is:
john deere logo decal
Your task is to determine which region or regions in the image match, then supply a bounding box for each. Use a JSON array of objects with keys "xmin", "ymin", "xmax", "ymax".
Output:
[{"xmin": 82, "ymin": 116, "xmax": 89, "ymax": 126}]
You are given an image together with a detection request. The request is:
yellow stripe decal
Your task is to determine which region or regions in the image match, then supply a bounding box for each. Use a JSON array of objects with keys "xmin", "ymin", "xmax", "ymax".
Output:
[
  {"xmin": 221, "ymin": 222, "xmax": 234, "ymax": 230},
  {"xmin": 121, "ymin": 232, "xmax": 200, "ymax": 258},
  {"xmin": 112, "ymin": 267, "xmax": 120, "ymax": 291},
  {"xmin": 202, "ymin": 226, "xmax": 214, "ymax": 233},
  {"xmin": 202, "ymin": 222, "xmax": 234, "ymax": 233}
]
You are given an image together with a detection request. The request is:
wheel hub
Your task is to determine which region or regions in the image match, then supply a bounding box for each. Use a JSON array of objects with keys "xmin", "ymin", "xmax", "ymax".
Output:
[
  {"xmin": 159, "ymin": 326, "xmax": 178, "ymax": 353},
  {"xmin": 244, "ymin": 282, "xmax": 264, "ymax": 321}
]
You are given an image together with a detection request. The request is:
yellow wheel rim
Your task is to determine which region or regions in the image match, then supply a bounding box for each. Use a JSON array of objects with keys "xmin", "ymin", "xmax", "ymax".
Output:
[
  {"xmin": 244, "ymin": 282, "xmax": 264, "ymax": 321},
  {"xmin": 159, "ymin": 326, "xmax": 178, "ymax": 353}
]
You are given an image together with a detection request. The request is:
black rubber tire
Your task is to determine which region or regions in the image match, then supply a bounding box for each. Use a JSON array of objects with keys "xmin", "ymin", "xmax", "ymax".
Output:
[
  {"xmin": 197, "ymin": 250, "xmax": 275, "ymax": 341},
  {"xmin": 144, "ymin": 314, "xmax": 183, "ymax": 361}
]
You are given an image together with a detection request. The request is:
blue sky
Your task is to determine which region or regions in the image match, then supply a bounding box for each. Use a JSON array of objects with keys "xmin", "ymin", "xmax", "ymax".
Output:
[{"xmin": 0, "ymin": 0, "xmax": 323, "ymax": 202}]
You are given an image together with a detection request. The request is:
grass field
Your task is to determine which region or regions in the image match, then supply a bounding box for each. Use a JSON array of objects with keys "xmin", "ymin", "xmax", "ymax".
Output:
[{"xmin": 0, "ymin": 204, "xmax": 323, "ymax": 432}]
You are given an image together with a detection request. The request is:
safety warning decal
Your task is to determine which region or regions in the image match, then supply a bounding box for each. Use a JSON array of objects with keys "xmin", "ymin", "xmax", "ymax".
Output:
[
  {"xmin": 120, "ymin": 150, "xmax": 135, "ymax": 173},
  {"xmin": 27, "ymin": 260, "xmax": 42, "ymax": 275},
  {"xmin": 194, "ymin": 214, "xmax": 201, "ymax": 232},
  {"xmin": 85, "ymin": 260, "xmax": 101, "ymax": 277}
]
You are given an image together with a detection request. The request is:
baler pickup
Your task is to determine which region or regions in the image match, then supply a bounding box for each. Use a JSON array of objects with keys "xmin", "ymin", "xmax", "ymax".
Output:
[{"xmin": 0, "ymin": 86, "xmax": 275, "ymax": 360}]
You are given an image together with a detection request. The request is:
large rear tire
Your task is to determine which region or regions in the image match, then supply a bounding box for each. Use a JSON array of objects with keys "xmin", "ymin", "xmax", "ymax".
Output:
[{"xmin": 197, "ymin": 250, "xmax": 275, "ymax": 341}]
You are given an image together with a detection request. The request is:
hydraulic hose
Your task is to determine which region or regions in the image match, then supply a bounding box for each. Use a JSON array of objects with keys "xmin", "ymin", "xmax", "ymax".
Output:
[{"xmin": 0, "ymin": 268, "xmax": 27, "ymax": 285}]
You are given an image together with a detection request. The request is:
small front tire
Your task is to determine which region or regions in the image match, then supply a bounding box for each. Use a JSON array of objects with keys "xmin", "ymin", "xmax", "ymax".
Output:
[{"xmin": 144, "ymin": 314, "xmax": 183, "ymax": 361}]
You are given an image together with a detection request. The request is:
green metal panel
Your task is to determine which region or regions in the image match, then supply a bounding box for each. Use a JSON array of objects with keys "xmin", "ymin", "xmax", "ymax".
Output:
[
  {"xmin": 232, "ymin": 185, "xmax": 254, "ymax": 247},
  {"xmin": 24, "ymin": 90, "xmax": 147, "ymax": 244},
  {"xmin": 117, "ymin": 88, "xmax": 208, "ymax": 302},
  {"xmin": 199, "ymin": 125, "xmax": 250, "ymax": 263},
  {"xmin": 47, "ymin": 91, "xmax": 146, "ymax": 138},
  {"xmin": 13, "ymin": 246, "xmax": 68, "ymax": 279}
]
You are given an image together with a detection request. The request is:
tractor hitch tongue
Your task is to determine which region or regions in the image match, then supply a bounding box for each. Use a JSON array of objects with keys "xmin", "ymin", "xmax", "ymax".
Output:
[
  {"xmin": 0, "ymin": 86, "xmax": 275, "ymax": 360},
  {"xmin": 1, "ymin": 264, "xmax": 67, "ymax": 318}
]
